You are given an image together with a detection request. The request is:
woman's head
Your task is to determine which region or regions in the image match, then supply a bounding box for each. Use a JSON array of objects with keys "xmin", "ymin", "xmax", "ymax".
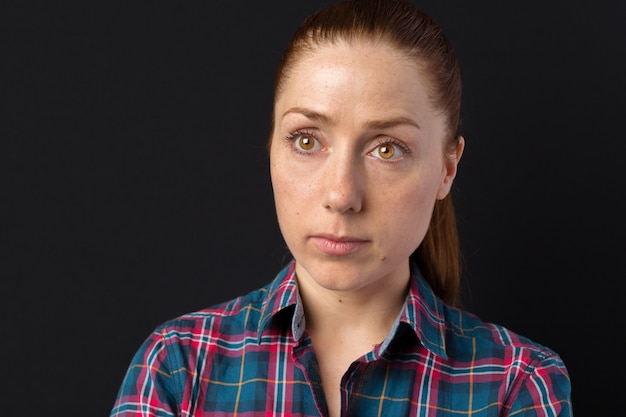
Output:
[{"xmin": 269, "ymin": 0, "xmax": 464, "ymax": 306}]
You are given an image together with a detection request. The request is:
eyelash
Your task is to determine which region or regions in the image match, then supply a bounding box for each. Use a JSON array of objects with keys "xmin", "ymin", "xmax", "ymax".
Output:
[
  {"xmin": 284, "ymin": 130, "xmax": 321, "ymax": 154},
  {"xmin": 285, "ymin": 129, "xmax": 316, "ymax": 141}
]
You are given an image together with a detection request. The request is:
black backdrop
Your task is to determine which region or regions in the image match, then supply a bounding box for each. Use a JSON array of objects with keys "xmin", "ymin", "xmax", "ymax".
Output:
[{"xmin": 2, "ymin": 1, "xmax": 625, "ymax": 415}]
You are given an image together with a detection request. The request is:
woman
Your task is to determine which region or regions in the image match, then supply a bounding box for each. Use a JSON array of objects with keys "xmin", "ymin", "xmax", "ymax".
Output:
[{"xmin": 111, "ymin": 1, "xmax": 572, "ymax": 415}]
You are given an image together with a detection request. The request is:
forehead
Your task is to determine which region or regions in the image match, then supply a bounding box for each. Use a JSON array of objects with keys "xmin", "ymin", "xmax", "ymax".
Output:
[
  {"xmin": 275, "ymin": 40, "xmax": 438, "ymax": 120},
  {"xmin": 278, "ymin": 37, "xmax": 428, "ymax": 96}
]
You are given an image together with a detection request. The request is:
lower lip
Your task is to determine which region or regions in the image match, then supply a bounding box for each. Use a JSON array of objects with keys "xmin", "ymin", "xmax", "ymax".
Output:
[{"xmin": 310, "ymin": 237, "xmax": 368, "ymax": 256}]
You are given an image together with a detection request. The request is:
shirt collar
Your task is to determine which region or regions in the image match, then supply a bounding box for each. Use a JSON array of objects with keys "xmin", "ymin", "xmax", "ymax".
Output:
[
  {"xmin": 257, "ymin": 260, "xmax": 448, "ymax": 359},
  {"xmin": 394, "ymin": 263, "xmax": 448, "ymax": 359},
  {"xmin": 257, "ymin": 261, "xmax": 302, "ymax": 342}
]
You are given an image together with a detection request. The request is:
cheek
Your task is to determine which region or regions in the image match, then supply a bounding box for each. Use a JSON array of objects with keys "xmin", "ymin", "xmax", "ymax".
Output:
[
  {"xmin": 270, "ymin": 163, "xmax": 288, "ymax": 214},
  {"xmin": 392, "ymin": 191, "xmax": 433, "ymax": 227},
  {"xmin": 381, "ymin": 175, "xmax": 440, "ymax": 246},
  {"xmin": 270, "ymin": 159, "xmax": 311, "ymax": 227},
  {"xmin": 271, "ymin": 148, "xmax": 319, "ymax": 201}
]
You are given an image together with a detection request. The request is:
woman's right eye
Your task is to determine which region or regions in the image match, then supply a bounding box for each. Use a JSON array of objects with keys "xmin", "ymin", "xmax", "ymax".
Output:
[{"xmin": 288, "ymin": 131, "xmax": 321, "ymax": 153}]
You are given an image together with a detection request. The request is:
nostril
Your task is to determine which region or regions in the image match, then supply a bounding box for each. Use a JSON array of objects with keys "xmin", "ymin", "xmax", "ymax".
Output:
[{"xmin": 323, "ymin": 187, "xmax": 363, "ymax": 214}]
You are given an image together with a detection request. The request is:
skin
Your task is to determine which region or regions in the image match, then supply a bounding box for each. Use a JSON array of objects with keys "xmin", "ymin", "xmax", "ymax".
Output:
[{"xmin": 269, "ymin": 39, "xmax": 463, "ymax": 416}]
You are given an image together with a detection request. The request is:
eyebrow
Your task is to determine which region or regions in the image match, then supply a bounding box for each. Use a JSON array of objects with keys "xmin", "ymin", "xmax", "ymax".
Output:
[
  {"xmin": 282, "ymin": 107, "xmax": 421, "ymax": 130},
  {"xmin": 282, "ymin": 107, "xmax": 332, "ymax": 124},
  {"xmin": 366, "ymin": 116, "xmax": 420, "ymax": 131}
]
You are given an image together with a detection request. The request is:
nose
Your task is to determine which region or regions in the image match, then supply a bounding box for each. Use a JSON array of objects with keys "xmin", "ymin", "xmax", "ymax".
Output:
[{"xmin": 321, "ymin": 152, "xmax": 364, "ymax": 214}]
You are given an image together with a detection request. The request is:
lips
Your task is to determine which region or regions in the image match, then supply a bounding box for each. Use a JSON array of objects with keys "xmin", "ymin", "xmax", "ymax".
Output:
[{"xmin": 310, "ymin": 234, "xmax": 369, "ymax": 256}]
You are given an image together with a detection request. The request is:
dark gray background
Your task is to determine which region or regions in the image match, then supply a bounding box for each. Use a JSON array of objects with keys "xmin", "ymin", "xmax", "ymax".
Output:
[{"xmin": 2, "ymin": 1, "xmax": 625, "ymax": 415}]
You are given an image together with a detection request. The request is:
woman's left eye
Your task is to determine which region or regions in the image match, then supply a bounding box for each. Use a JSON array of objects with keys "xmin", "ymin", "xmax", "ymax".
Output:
[{"xmin": 370, "ymin": 142, "xmax": 406, "ymax": 160}]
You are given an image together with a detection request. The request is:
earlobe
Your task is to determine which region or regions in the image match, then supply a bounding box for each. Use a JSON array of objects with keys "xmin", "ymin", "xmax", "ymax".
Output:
[{"xmin": 436, "ymin": 136, "xmax": 465, "ymax": 200}]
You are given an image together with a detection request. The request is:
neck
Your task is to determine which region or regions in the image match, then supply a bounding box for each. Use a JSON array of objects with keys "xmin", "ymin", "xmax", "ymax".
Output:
[{"xmin": 295, "ymin": 264, "xmax": 410, "ymax": 340}]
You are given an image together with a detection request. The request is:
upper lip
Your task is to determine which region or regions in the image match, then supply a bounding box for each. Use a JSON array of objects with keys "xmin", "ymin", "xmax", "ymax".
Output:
[{"xmin": 311, "ymin": 233, "xmax": 369, "ymax": 242}]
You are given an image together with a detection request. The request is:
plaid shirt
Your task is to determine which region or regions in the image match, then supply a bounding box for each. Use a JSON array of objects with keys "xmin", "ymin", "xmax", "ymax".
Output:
[{"xmin": 111, "ymin": 261, "xmax": 572, "ymax": 416}]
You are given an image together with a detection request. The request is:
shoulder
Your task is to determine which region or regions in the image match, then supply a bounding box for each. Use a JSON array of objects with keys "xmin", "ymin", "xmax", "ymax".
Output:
[
  {"xmin": 409, "ymin": 266, "xmax": 569, "ymax": 384},
  {"xmin": 110, "ymin": 264, "xmax": 299, "ymax": 416},
  {"xmin": 438, "ymin": 305, "xmax": 572, "ymax": 413},
  {"xmin": 123, "ymin": 284, "xmax": 272, "ymax": 386},
  {"xmin": 136, "ymin": 263, "xmax": 298, "ymax": 362},
  {"xmin": 151, "ymin": 283, "xmax": 271, "ymax": 348},
  {"xmin": 442, "ymin": 304, "xmax": 559, "ymax": 362},
  {"xmin": 443, "ymin": 305, "xmax": 570, "ymax": 398}
]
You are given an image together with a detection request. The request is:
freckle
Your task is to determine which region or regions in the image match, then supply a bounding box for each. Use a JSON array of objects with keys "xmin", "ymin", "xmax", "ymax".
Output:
[{"xmin": 338, "ymin": 299, "xmax": 343, "ymax": 303}]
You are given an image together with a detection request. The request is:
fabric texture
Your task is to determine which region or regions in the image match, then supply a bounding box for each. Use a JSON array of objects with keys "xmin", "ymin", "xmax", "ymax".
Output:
[{"xmin": 110, "ymin": 261, "xmax": 572, "ymax": 416}]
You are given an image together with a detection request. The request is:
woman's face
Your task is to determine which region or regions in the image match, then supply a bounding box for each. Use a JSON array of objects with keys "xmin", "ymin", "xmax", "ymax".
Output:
[{"xmin": 270, "ymin": 40, "xmax": 462, "ymax": 296}]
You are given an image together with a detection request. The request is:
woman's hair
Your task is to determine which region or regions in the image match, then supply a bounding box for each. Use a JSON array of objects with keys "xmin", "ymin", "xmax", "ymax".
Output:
[{"xmin": 270, "ymin": 0, "xmax": 463, "ymax": 306}]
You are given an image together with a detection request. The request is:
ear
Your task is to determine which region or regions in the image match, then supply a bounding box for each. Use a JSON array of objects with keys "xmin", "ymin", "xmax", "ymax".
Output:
[{"xmin": 436, "ymin": 136, "xmax": 465, "ymax": 200}]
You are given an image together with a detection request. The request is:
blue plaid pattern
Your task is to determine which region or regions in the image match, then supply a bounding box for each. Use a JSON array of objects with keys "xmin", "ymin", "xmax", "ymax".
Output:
[{"xmin": 111, "ymin": 261, "xmax": 572, "ymax": 416}]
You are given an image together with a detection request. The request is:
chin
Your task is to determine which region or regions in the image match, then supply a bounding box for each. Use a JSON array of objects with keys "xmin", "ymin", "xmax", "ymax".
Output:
[
  {"xmin": 314, "ymin": 275, "xmax": 368, "ymax": 292},
  {"xmin": 296, "ymin": 260, "xmax": 389, "ymax": 293}
]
